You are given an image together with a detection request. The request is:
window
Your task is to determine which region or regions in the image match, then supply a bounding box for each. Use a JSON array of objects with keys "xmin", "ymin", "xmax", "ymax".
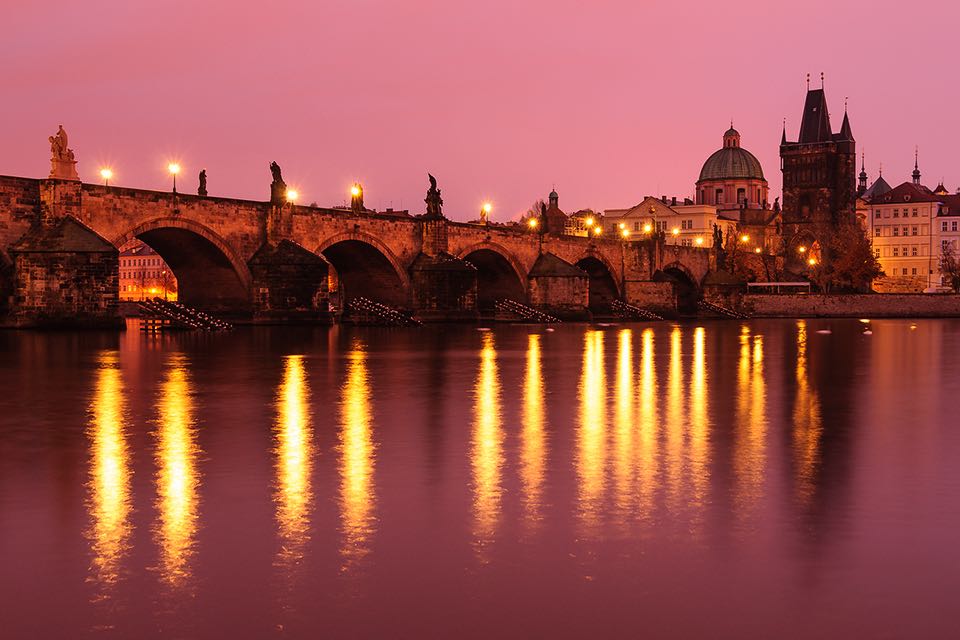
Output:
[
  {"xmin": 893, "ymin": 247, "xmax": 899, "ymax": 257},
  {"xmin": 893, "ymin": 227, "xmax": 899, "ymax": 236},
  {"xmin": 874, "ymin": 249, "xmax": 881, "ymax": 258},
  {"xmin": 912, "ymin": 226, "xmax": 918, "ymax": 236},
  {"xmin": 875, "ymin": 228, "xmax": 881, "ymax": 237},
  {"xmin": 912, "ymin": 268, "xmax": 918, "ymax": 275},
  {"xmin": 634, "ymin": 221, "xmax": 640, "ymax": 231},
  {"xmin": 944, "ymin": 221, "xmax": 949, "ymax": 231},
  {"xmin": 715, "ymin": 188, "xmax": 723, "ymax": 204},
  {"xmin": 893, "ymin": 209, "xmax": 899, "ymax": 218},
  {"xmin": 912, "ymin": 209, "xmax": 918, "ymax": 217},
  {"xmin": 874, "ymin": 210, "xmax": 881, "ymax": 219},
  {"xmin": 912, "ymin": 247, "xmax": 918, "ymax": 256},
  {"xmin": 953, "ymin": 221, "xmax": 959, "ymax": 232}
]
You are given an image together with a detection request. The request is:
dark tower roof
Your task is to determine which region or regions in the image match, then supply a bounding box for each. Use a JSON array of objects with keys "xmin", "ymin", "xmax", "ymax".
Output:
[
  {"xmin": 699, "ymin": 126, "xmax": 766, "ymax": 181},
  {"xmin": 798, "ymin": 89, "xmax": 833, "ymax": 144},
  {"xmin": 838, "ymin": 110, "xmax": 853, "ymax": 141},
  {"xmin": 862, "ymin": 175, "xmax": 892, "ymax": 201}
]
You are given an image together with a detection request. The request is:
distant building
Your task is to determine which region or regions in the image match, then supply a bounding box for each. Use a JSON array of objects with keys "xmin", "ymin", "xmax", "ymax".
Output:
[
  {"xmin": 865, "ymin": 158, "xmax": 960, "ymax": 291},
  {"xmin": 119, "ymin": 241, "xmax": 177, "ymax": 300},
  {"xmin": 604, "ymin": 196, "xmax": 737, "ymax": 247}
]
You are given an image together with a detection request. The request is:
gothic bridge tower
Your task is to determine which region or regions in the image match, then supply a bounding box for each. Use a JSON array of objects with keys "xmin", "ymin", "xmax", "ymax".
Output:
[{"xmin": 780, "ymin": 76, "xmax": 856, "ymax": 264}]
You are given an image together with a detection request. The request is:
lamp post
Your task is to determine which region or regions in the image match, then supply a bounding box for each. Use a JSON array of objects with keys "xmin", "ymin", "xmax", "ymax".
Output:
[
  {"xmin": 100, "ymin": 168, "xmax": 113, "ymax": 186},
  {"xmin": 285, "ymin": 188, "xmax": 299, "ymax": 204},
  {"xmin": 481, "ymin": 202, "xmax": 492, "ymax": 225},
  {"xmin": 168, "ymin": 163, "xmax": 180, "ymax": 193}
]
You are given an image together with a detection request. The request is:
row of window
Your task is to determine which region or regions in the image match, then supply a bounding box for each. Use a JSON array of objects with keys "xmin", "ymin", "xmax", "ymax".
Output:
[
  {"xmin": 874, "ymin": 245, "xmax": 927, "ymax": 258},
  {"xmin": 121, "ymin": 257, "xmax": 163, "ymax": 267},
  {"xmin": 875, "ymin": 225, "xmax": 927, "ymax": 237},
  {"xmin": 121, "ymin": 270, "xmax": 166, "ymax": 279},
  {"xmin": 941, "ymin": 220, "xmax": 959, "ymax": 232},
  {"xmin": 875, "ymin": 208, "xmax": 922, "ymax": 219}
]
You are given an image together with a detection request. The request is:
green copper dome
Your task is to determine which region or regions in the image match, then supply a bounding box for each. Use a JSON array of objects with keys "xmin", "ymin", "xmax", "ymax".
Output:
[{"xmin": 698, "ymin": 146, "xmax": 765, "ymax": 182}]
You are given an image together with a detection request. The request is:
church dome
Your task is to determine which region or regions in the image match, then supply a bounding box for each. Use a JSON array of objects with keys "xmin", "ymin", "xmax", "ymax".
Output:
[{"xmin": 698, "ymin": 145, "xmax": 765, "ymax": 182}]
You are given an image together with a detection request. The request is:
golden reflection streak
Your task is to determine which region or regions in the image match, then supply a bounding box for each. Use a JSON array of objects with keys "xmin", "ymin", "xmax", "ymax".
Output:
[
  {"xmin": 339, "ymin": 342, "xmax": 377, "ymax": 566},
  {"xmin": 155, "ymin": 354, "xmax": 199, "ymax": 587},
  {"xmin": 275, "ymin": 355, "xmax": 313, "ymax": 565},
  {"xmin": 734, "ymin": 328, "xmax": 766, "ymax": 515},
  {"xmin": 665, "ymin": 326, "xmax": 684, "ymax": 511},
  {"xmin": 521, "ymin": 334, "xmax": 546, "ymax": 531},
  {"xmin": 472, "ymin": 332, "xmax": 504, "ymax": 553},
  {"xmin": 792, "ymin": 320, "xmax": 822, "ymax": 504},
  {"xmin": 576, "ymin": 330, "xmax": 606, "ymax": 534},
  {"xmin": 86, "ymin": 351, "xmax": 131, "ymax": 591},
  {"xmin": 613, "ymin": 329, "xmax": 635, "ymax": 525},
  {"xmin": 689, "ymin": 327, "xmax": 710, "ymax": 510},
  {"xmin": 637, "ymin": 328, "xmax": 658, "ymax": 518}
]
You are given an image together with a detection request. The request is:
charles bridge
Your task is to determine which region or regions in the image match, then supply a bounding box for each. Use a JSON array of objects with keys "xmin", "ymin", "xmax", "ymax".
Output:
[{"xmin": 0, "ymin": 163, "xmax": 714, "ymax": 326}]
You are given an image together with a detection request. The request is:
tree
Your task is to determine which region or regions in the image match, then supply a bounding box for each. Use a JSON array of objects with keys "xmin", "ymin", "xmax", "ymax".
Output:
[
  {"xmin": 939, "ymin": 242, "xmax": 960, "ymax": 292},
  {"xmin": 813, "ymin": 223, "xmax": 884, "ymax": 292}
]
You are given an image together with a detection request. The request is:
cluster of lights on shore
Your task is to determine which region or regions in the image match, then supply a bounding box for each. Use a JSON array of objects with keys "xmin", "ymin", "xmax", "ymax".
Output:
[{"xmin": 94, "ymin": 164, "xmax": 821, "ymax": 267}]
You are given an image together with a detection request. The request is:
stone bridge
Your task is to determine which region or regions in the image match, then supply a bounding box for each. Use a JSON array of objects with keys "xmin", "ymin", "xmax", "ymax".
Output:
[{"xmin": 0, "ymin": 175, "xmax": 713, "ymax": 325}]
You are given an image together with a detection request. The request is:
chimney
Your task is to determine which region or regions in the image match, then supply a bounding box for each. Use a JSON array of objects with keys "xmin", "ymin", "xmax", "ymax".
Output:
[{"xmin": 671, "ymin": 197, "xmax": 677, "ymax": 206}]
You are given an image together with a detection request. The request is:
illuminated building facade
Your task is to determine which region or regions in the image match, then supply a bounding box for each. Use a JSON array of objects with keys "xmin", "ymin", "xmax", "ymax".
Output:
[{"xmin": 119, "ymin": 240, "xmax": 177, "ymax": 301}]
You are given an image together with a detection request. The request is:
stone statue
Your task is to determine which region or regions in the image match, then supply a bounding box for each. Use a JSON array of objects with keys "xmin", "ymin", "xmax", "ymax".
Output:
[
  {"xmin": 712, "ymin": 223, "xmax": 723, "ymax": 249},
  {"xmin": 198, "ymin": 169, "xmax": 208, "ymax": 197},
  {"xmin": 269, "ymin": 161, "xmax": 287, "ymax": 205},
  {"xmin": 424, "ymin": 173, "xmax": 444, "ymax": 219},
  {"xmin": 48, "ymin": 124, "xmax": 79, "ymax": 180},
  {"xmin": 773, "ymin": 196, "xmax": 781, "ymax": 214},
  {"xmin": 539, "ymin": 202, "xmax": 549, "ymax": 234}
]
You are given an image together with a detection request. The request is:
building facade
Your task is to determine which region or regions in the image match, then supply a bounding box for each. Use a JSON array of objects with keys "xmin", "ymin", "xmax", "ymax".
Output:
[
  {"xmin": 119, "ymin": 240, "xmax": 177, "ymax": 301},
  {"xmin": 695, "ymin": 126, "xmax": 770, "ymax": 213},
  {"xmin": 603, "ymin": 196, "xmax": 738, "ymax": 247}
]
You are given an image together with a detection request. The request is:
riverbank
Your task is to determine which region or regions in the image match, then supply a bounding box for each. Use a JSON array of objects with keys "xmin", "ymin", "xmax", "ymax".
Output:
[{"xmin": 707, "ymin": 292, "xmax": 960, "ymax": 318}]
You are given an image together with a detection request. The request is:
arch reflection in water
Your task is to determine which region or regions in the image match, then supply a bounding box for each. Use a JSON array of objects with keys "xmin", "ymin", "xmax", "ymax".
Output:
[
  {"xmin": 577, "ymin": 330, "xmax": 606, "ymax": 534},
  {"xmin": 339, "ymin": 341, "xmax": 377, "ymax": 566},
  {"xmin": 792, "ymin": 320, "xmax": 823, "ymax": 503},
  {"xmin": 275, "ymin": 355, "xmax": 313, "ymax": 565},
  {"xmin": 521, "ymin": 334, "xmax": 546, "ymax": 531},
  {"xmin": 154, "ymin": 354, "xmax": 200, "ymax": 587},
  {"xmin": 86, "ymin": 351, "xmax": 132, "ymax": 590},
  {"xmin": 472, "ymin": 332, "xmax": 504, "ymax": 552}
]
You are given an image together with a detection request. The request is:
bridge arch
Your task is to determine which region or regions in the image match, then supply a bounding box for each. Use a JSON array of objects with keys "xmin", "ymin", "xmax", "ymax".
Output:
[
  {"xmin": 654, "ymin": 261, "xmax": 699, "ymax": 314},
  {"xmin": 575, "ymin": 252, "xmax": 621, "ymax": 312},
  {"xmin": 113, "ymin": 217, "xmax": 253, "ymax": 313},
  {"xmin": 457, "ymin": 242, "xmax": 527, "ymax": 309},
  {"xmin": 317, "ymin": 231, "xmax": 411, "ymax": 308}
]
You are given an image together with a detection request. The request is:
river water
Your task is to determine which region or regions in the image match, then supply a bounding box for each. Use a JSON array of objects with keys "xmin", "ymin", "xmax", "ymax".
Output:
[{"xmin": 1, "ymin": 319, "xmax": 958, "ymax": 638}]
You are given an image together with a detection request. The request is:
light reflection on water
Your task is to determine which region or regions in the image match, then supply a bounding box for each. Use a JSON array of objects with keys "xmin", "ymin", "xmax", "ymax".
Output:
[
  {"xmin": 3, "ymin": 320, "xmax": 960, "ymax": 638},
  {"xmin": 86, "ymin": 351, "xmax": 132, "ymax": 594},
  {"xmin": 154, "ymin": 354, "xmax": 200, "ymax": 588}
]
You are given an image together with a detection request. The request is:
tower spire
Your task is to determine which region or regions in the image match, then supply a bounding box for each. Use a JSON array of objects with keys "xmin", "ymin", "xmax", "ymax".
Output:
[
  {"xmin": 912, "ymin": 146, "xmax": 922, "ymax": 185},
  {"xmin": 781, "ymin": 118, "xmax": 787, "ymax": 145},
  {"xmin": 858, "ymin": 151, "xmax": 868, "ymax": 195},
  {"xmin": 806, "ymin": 73, "xmax": 810, "ymax": 90}
]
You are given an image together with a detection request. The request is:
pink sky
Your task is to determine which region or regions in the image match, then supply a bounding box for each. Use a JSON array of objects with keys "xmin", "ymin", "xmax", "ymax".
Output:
[{"xmin": 3, "ymin": 0, "xmax": 957, "ymax": 221}]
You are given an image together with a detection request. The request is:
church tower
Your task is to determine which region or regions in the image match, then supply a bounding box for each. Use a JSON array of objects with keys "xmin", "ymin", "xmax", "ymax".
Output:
[{"xmin": 780, "ymin": 76, "xmax": 857, "ymax": 256}]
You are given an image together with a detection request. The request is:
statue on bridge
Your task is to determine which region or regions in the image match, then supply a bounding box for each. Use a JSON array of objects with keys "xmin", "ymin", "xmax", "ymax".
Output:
[
  {"xmin": 198, "ymin": 169, "xmax": 207, "ymax": 196},
  {"xmin": 424, "ymin": 173, "xmax": 444, "ymax": 219},
  {"xmin": 48, "ymin": 125, "xmax": 79, "ymax": 180},
  {"xmin": 269, "ymin": 161, "xmax": 287, "ymax": 205}
]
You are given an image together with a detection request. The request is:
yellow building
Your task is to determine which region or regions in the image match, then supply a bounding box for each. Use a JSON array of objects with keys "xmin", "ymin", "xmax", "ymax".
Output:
[
  {"xmin": 119, "ymin": 241, "xmax": 177, "ymax": 301},
  {"xmin": 603, "ymin": 196, "xmax": 737, "ymax": 247}
]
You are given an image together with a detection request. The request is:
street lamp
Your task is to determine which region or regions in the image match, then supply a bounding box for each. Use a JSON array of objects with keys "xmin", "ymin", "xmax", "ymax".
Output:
[
  {"xmin": 740, "ymin": 234, "xmax": 750, "ymax": 243},
  {"xmin": 100, "ymin": 168, "xmax": 113, "ymax": 186},
  {"xmin": 754, "ymin": 247, "xmax": 762, "ymax": 254},
  {"xmin": 481, "ymin": 202, "xmax": 492, "ymax": 224},
  {"xmin": 350, "ymin": 185, "xmax": 361, "ymax": 198},
  {"xmin": 695, "ymin": 236, "xmax": 704, "ymax": 246},
  {"xmin": 167, "ymin": 163, "xmax": 181, "ymax": 193},
  {"xmin": 798, "ymin": 246, "xmax": 807, "ymax": 254},
  {"xmin": 671, "ymin": 227, "xmax": 680, "ymax": 245},
  {"xmin": 527, "ymin": 217, "xmax": 539, "ymax": 229},
  {"xmin": 285, "ymin": 188, "xmax": 299, "ymax": 203},
  {"xmin": 643, "ymin": 223, "xmax": 652, "ymax": 234},
  {"xmin": 621, "ymin": 228, "xmax": 630, "ymax": 239},
  {"xmin": 593, "ymin": 226, "xmax": 602, "ymax": 236},
  {"xmin": 585, "ymin": 216, "xmax": 594, "ymax": 227},
  {"xmin": 808, "ymin": 257, "xmax": 817, "ymax": 266}
]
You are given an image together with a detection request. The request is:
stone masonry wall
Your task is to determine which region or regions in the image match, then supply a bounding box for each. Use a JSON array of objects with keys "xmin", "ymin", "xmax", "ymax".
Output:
[
  {"xmin": 624, "ymin": 281, "xmax": 676, "ymax": 316},
  {"xmin": 739, "ymin": 293, "xmax": 960, "ymax": 318},
  {"xmin": 12, "ymin": 251, "xmax": 121, "ymax": 327}
]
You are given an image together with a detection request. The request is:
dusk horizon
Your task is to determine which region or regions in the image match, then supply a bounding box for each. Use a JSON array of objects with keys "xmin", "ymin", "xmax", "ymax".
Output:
[{"xmin": 5, "ymin": 0, "xmax": 957, "ymax": 219}]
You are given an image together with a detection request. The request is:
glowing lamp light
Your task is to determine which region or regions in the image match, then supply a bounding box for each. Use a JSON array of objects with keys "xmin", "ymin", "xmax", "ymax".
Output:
[
  {"xmin": 798, "ymin": 246, "xmax": 807, "ymax": 253},
  {"xmin": 695, "ymin": 237, "xmax": 704, "ymax": 245},
  {"xmin": 754, "ymin": 247, "xmax": 762, "ymax": 254},
  {"xmin": 621, "ymin": 229, "xmax": 630, "ymax": 239},
  {"xmin": 643, "ymin": 224, "xmax": 652, "ymax": 233},
  {"xmin": 672, "ymin": 227, "xmax": 680, "ymax": 236},
  {"xmin": 167, "ymin": 163, "xmax": 180, "ymax": 175},
  {"xmin": 740, "ymin": 234, "xmax": 750, "ymax": 243},
  {"xmin": 619, "ymin": 222, "xmax": 626, "ymax": 230},
  {"xmin": 482, "ymin": 202, "xmax": 492, "ymax": 214},
  {"xmin": 99, "ymin": 168, "xmax": 113, "ymax": 183},
  {"xmin": 528, "ymin": 218, "xmax": 539, "ymax": 229},
  {"xmin": 285, "ymin": 188, "xmax": 299, "ymax": 202},
  {"xmin": 808, "ymin": 258, "xmax": 817, "ymax": 266},
  {"xmin": 350, "ymin": 185, "xmax": 361, "ymax": 197},
  {"xmin": 585, "ymin": 217, "xmax": 594, "ymax": 227},
  {"xmin": 593, "ymin": 226, "xmax": 602, "ymax": 235}
]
